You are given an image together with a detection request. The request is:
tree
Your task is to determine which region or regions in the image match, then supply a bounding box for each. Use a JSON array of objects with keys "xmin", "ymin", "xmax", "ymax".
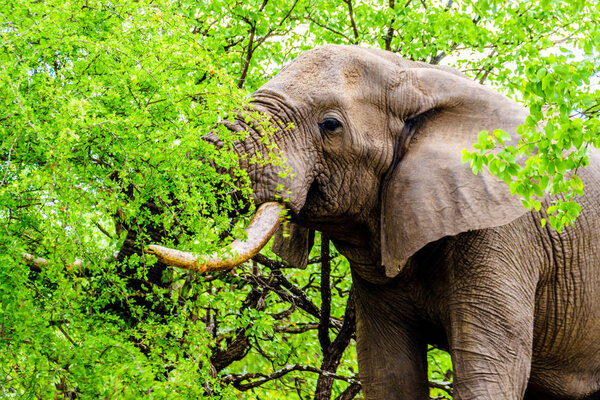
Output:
[{"xmin": 0, "ymin": 1, "xmax": 597, "ymax": 399}]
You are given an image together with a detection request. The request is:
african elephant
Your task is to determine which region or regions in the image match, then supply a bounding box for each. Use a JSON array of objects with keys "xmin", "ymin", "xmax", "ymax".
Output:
[{"xmin": 148, "ymin": 45, "xmax": 600, "ymax": 400}]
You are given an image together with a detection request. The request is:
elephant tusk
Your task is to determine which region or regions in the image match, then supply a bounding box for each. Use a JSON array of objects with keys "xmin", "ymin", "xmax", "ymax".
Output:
[{"xmin": 146, "ymin": 202, "xmax": 285, "ymax": 273}]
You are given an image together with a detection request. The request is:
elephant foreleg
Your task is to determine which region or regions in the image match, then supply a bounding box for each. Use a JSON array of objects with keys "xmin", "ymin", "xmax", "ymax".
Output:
[
  {"xmin": 354, "ymin": 274, "xmax": 429, "ymax": 400},
  {"xmin": 448, "ymin": 265, "xmax": 536, "ymax": 400}
]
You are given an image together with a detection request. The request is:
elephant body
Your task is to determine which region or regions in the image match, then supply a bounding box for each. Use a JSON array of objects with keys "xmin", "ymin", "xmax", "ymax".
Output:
[
  {"xmin": 162, "ymin": 45, "xmax": 600, "ymax": 399},
  {"xmin": 351, "ymin": 157, "xmax": 600, "ymax": 399},
  {"xmin": 247, "ymin": 45, "xmax": 600, "ymax": 400}
]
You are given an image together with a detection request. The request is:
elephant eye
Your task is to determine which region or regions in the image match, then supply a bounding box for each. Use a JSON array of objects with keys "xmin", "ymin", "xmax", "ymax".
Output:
[{"xmin": 319, "ymin": 118, "xmax": 341, "ymax": 132}]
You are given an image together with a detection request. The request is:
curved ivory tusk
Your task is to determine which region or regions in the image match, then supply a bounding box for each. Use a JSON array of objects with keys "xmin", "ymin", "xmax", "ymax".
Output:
[{"xmin": 146, "ymin": 202, "xmax": 284, "ymax": 273}]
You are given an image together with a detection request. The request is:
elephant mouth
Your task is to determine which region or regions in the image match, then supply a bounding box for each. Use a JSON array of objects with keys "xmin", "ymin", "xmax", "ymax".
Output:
[{"xmin": 146, "ymin": 202, "xmax": 285, "ymax": 272}]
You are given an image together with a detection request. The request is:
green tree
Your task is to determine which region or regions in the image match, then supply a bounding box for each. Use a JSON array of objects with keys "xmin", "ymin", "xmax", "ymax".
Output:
[{"xmin": 1, "ymin": 1, "xmax": 598, "ymax": 399}]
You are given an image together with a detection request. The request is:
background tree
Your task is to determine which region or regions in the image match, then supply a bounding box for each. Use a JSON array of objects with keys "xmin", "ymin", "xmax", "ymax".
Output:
[{"xmin": 1, "ymin": 1, "xmax": 597, "ymax": 399}]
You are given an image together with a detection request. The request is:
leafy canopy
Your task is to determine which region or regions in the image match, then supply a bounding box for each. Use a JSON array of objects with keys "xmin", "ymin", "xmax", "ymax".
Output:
[{"xmin": 1, "ymin": 1, "xmax": 598, "ymax": 399}]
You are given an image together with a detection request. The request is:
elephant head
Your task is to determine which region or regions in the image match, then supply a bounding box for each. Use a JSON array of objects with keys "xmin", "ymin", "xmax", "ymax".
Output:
[{"xmin": 148, "ymin": 45, "xmax": 529, "ymax": 282}]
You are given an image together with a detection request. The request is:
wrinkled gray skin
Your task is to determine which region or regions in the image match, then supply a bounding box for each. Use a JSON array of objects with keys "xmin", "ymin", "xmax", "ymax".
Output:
[{"xmin": 224, "ymin": 45, "xmax": 600, "ymax": 400}]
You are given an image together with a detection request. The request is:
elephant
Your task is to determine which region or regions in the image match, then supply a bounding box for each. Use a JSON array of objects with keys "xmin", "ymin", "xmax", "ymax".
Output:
[{"xmin": 148, "ymin": 45, "xmax": 600, "ymax": 400}]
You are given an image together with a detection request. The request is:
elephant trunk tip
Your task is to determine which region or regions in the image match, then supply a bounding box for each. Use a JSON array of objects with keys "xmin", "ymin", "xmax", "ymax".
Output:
[{"xmin": 146, "ymin": 202, "xmax": 285, "ymax": 273}]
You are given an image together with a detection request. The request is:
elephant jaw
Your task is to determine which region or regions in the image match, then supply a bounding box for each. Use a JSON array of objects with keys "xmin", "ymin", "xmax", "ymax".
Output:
[{"xmin": 146, "ymin": 202, "xmax": 284, "ymax": 272}]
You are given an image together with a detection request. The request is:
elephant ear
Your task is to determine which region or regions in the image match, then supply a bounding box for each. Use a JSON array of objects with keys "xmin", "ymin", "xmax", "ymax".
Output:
[
  {"xmin": 381, "ymin": 67, "xmax": 530, "ymax": 278},
  {"xmin": 272, "ymin": 223, "xmax": 314, "ymax": 269}
]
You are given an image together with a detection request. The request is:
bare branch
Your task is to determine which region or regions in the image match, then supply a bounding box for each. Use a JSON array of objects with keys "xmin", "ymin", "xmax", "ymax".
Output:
[
  {"xmin": 315, "ymin": 288, "xmax": 356, "ymax": 399},
  {"xmin": 210, "ymin": 288, "xmax": 265, "ymax": 372},
  {"xmin": 279, "ymin": 0, "xmax": 299, "ymax": 26},
  {"xmin": 253, "ymin": 253, "xmax": 295, "ymax": 269},
  {"xmin": 343, "ymin": 0, "xmax": 360, "ymax": 43},
  {"xmin": 384, "ymin": 0, "xmax": 395, "ymax": 51},
  {"xmin": 304, "ymin": 15, "xmax": 353, "ymax": 42},
  {"xmin": 335, "ymin": 382, "xmax": 362, "ymax": 400},
  {"xmin": 318, "ymin": 234, "xmax": 331, "ymax": 353},
  {"xmin": 57, "ymin": 324, "xmax": 77, "ymax": 346},
  {"xmin": 240, "ymin": 260, "xmax": 345, "ymax": 330},
  {"xmin": 274, "ymin": 323, "xmax": 319, "ymax": 334},
  {"xmin": 93, "ymin": 221, "xmax": 114, "ymax": 239},
  {"xmin": 237, "ymin": 23, "xmax": 256, "ymax": 89},
  {"xmin": 1, "ymin": 135, "xmax": 18, "ymax": 187},
  {"xmin": 271, "ymin": 304, "xmax": 297, "ymax": 320},
  {"xmin": 430, "ymin": 380, "xmax": 453, "ymax": 395},
  {"xmin": 253, "ymin": 253, "xmax": 321, "ymax": 268},
  {"xmin": 222, "ymin": 364, "xmax": 359, "ymax": 391},
  {"xmin": 477, "ymin": 49, "xmax": 498, "ymax": 84}
]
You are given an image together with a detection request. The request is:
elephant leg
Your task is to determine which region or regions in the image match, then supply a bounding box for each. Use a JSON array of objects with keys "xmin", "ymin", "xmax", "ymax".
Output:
[
  {"xmin": 353, "ymin": 274, "xmax": 429, "ymax": 400},
  {"xmin": 448, "ymin": 265, "xmax": 536, "ymax": 400},
  {"xmin": 524, "ymin": 388, "xmax": 600, "ymax": 400}
]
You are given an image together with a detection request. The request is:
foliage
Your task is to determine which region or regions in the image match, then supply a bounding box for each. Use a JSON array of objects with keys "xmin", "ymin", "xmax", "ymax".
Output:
[
  {"xmin": 1, "ymin": 0, "xmax": 597, "ymax": 399},
  {"xmin": 460, "ymin": 1, "xmax": 599, "ymax": 231}
]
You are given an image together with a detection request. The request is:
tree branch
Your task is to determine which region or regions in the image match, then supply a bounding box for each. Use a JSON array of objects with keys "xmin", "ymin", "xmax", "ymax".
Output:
[
  {"xmin": 343, "ymin": 0, "xmax": 360, "ymax": 43},
  {"xmin": 315, "ymin": 288, "xmax": 356, "ymax": 399},
  {"xmin": 209, "ymin": 288, "xmax": 265, "ymax": 371},
  {"xmin": 274, "ymin": 323, "xmax": 319, "ymax": 334},
  {"xmin": 430, "ymin": 380, "xmax": 453, "ymax": 394},
  {"xmin": 93, "ymin": 220, "xmax": 114, "ymax": 239},
  {"xmin": 318, "ymin": 235, "xmax": 332, "ymax": 353},
  {"xmin": 304, "ymin": 15, "xmax": 353, "ymax": 42},
  {"xmin": 477, "ymin": 49, "xmax": 498, "ymax": 84},
  {"xmin": 385, "ymin": 0, "xmax": 395, "ymax": 51},
  {"xmin": 279, "ymin": 0, "xmax": 299, "ymax": 26},
  {"xmin": 245, "ymin": 257, "xmax": 345, "ymax": 330},
  {"xmin": 222, "ymin": 364, "xmax": 359, "ymax": 391},
  {"xmin": 335, "ymin": 382, "xmax": 362, "ymax": 400},
  {"xmin": 237, "ymin": 23, "xmax": 256, "ymax": 89}
]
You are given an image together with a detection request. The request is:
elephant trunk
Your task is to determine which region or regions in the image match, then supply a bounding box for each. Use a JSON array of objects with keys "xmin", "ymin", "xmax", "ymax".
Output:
[
  {"xmin": 146, "ymin": 202, "xmax": 284, "ymax": 272},
  {"xmin": 147, "ymin": 107, "xmax": 307, "ymax": 272}
]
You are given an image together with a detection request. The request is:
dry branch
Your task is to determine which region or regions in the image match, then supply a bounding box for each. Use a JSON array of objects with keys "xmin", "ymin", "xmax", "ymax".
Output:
[{"xmin": 222, "ymin": 364, "xmax": 359, "ymax": 391}]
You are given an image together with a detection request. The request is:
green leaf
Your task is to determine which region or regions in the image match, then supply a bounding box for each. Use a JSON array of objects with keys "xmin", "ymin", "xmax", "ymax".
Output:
[{"xmin": 478, "ymin": 130, "xmax": 489, "ymax": 143}]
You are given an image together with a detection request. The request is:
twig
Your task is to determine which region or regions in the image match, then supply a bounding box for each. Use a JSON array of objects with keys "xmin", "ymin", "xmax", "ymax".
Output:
[
  {"xmin": 271, "ymin": 304, "xmax": 297, "ymax": 319},
  {"xmin": 430, "ymin": 380, "xmax": 453, "ymax": 394},
  {"xmin": 274, "ymin": 323, "xmax": 319, "ymax": 333},
  {"xmin": 478, "ymin": 49, "xmax": 498, "ymax": 84},
  {"xmin": 57, "ymin": 324, "xmax": 77, "ymax": 346},
  {"xmin": 304, "ymin": 15, "xmax": 353, "ymax": 42},
  {"xmin": 93, "ymin": 221, "xmax": 114, "ymax": 239},
  {"xmin": 1, "ymin": 135, "xmax": 18, "ymax": 186},
  {"xmin": 253, "ymin": 253, "xmax": 294, "ymax": 269},
  {"xmin": 239, "ymin": 265, "xmax": 344, "ymax": 330},
  {"xmin": 253, "ymin": 254, "xmax": 320, "ymax": 269},
  {"xmin": 279, "ymin": 0, "xmax": 299, "ymax": 26}
]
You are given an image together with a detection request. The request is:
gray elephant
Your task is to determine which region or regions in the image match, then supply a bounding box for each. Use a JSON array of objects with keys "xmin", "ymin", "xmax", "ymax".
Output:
[{"xmin": 148, "ymin": 45, "xmax": 600, "ymax": 400}]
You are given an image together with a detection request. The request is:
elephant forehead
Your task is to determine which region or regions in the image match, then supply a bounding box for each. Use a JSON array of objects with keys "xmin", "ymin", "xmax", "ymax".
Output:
[
  {"xmin": 268, "ymin": 47, "xmax": 391, "ymax": 95},
  {"xmin": 269, "ymin": 64, "xmax": 350, "ymax": 95}
]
